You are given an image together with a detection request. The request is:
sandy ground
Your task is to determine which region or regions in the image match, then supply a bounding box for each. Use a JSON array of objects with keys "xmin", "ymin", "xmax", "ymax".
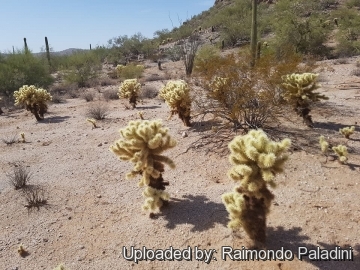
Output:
[{"xmin": 0, "ymin": 56, "xmax": 360, "ymax": 270}]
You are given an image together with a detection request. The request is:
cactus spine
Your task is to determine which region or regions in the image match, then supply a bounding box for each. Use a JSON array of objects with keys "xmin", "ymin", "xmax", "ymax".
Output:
[{"xmin": 45, "ymin": 36, "xmax": 51, "ymax": 66}]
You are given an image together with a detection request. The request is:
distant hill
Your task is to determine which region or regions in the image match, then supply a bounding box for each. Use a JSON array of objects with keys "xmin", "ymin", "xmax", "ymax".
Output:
[{"xmin": 33, "ymin": 48, "xmax": 87, "ymax": 57}]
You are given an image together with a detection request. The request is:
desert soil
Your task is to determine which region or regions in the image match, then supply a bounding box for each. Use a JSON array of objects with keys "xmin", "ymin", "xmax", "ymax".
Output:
[{"xmin": 0, "ymin": 56, "xmax": 360, "ymax": 270}]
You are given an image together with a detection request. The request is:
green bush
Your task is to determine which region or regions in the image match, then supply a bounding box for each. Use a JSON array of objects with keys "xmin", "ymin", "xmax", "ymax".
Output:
[
  {"xmin": 0, "ymin": 50, "xmax": 54, "ymax": 97},
  {"xmin": 346, "ymin": 0, "xmax": 360, "ymax": 8},
  {"xmin": 117, "ymin": 63, "xmax": 144, "ymax": 80},
  {"xmin": 332, "ymin": 7, "xmax": 360, "ymax": 57},
  {"xmin": 193, "ymin": 44, "xmax": 221, "ymax": 76},
  {"xmin": 62, "ymin": 51, "xmax": 102, "ymax": 87},
  {"xmin": 271, "ymin": 0, "xmax": 332, "ymax": 56}
]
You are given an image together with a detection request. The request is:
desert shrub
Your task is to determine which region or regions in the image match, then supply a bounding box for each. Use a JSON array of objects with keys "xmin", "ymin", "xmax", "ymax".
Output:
[
  {"xmin": 116, "ymin": 63, "xmax": 144, "ymax": 80},
  {"xmin": 14, "ymin": 85, "xmax": 52, "ymax": 121},
  {"xmin": 82, "ymin": 91, "xmax": 95, "ymax": 102},
  {"xmin": 334, "ymin": 58, "xmax": 348, "ymax": 65},
  {"xmin": 86, "ymin": 102, "xmax": 109, "ymax": 120},
  {"xmin": 109, "ymin": 119, "xmax": 177, "ymax": 215},
  {"xmin": 118, "ymin": 79, "xmax": 141, "ymax": 108},
  {"xmin": 332, "ymin": 7, "xmax": 360, "ymax": 56},
  {"xmin": 335, "ymin": 36, "xmax": 360, "ymax": 57},
  {"xmin": 62, "ymin": 51, "xmax": 102, "ymax": 88},
  {"xmin": 271, "ymin": 0, "xmax": 332, "ymax": 56},
  {"xmin": 0, "ymin": 50, "xmax": 53, "ymax": 97},
  {"xmin": 140, "ymin": 85, "xmax": 158, "ymax": 99},
  {"xmin": 350, "ymin": 68, "xmax": 360, "ymax": 76},
  {"xmin": 193, "ymin": 46, "xmax": 306, "ymax": 133},
  {"xmin": 23, "ymin": 185, "xmax": 48, "ymax": 211},
  {"xmin": 6, "ymin": 163, "xmax": 31, "ymax": 190},
  {"xmin": 165, "ymin": 46, "xmax": 183, "ymax": 62},
  {"xmin": 2, "ymin": 134, "xmax": 18, "ymax": 145},
  {"xmin": 102, "ymin": 89, "xmax": 119, "ymax": 101},
  {"xmin": 99, "ymin": 76, "xmax": 117, "ymax": 86},
  {"xmin": 50, "ymin": 93, "xmax": 65, "ymax": 104},
  {"xmin": 193, "ymin": 44, "xmax": 221, "ymax": 76},
  {"xmin": 346, "ymin": 0, "xmax": 360, "ymax": 8}
]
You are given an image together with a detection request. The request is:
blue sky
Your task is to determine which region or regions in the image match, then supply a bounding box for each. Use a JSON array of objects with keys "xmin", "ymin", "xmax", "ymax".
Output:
[{"xmin": 0, "ymin": 0, "xmax": 213, "ymax": 53}]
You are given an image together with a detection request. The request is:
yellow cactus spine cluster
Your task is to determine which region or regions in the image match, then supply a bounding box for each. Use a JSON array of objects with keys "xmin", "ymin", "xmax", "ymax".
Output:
[
  {"xmin": 118, "ymin": 79, "xmax": 141, "ymax": 108},
  {"xmin": 209, "ymin": 76, "xmax": 229, "ymax": 95},
  {"xmin": 339, "ymin": 126, "xmax": 355, "ymax": 139},
  {"xmin": 281, "ymin": 73, "xmax": 328, "ymax": 127},
  {"xmin": 159, "ymin": 80, "xmax": 192, "ymax": 126},
  {"xmin": 13, "ymin": 85, "xmax": 52, "ymax": 121},
  {"xmin": 110, "ymin": 120, "xmax": 177, "ymax": 213},
  {"xmin": 222, "ymin": 129, "xmax": 291, "ymax": 245},
  {"xmin": 86, "ymin": 118, "xmax": 97, "ymax": 129},
  {"xmin": 332, "ymin": 144, "xmax": 348, "ymax": 164}
]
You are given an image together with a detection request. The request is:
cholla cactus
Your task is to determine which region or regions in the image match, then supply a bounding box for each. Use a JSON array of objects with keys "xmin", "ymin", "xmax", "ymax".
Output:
[
  {"xmin": 53, "ymin": 264, "xmax": 66, "ymax": 270},
  {"xmin": 159, "ymin": 80, "xmax": 192, "ymax": 126},
  {"xmin": 110, "ymin": 120, "xmax": 177, "ymax": 214},
  {"xmin": 332, "ymin": 144, "xmax": 348, "ymax": 164},
  {"xmin": 319, "ymin": 135, "xmax": 329, "ymax": 154},
  {"xmin": 20, "ymin": 132, "xmax": 25, "ymax": 143},
  {"xmin": 118, "ymin": 79, "xmax": 141, "ymax": 108},
  {"xmin": 339, "ymin": 126, "xmax": 355, "ymax": 139},
  {"xmin": 222, "ymin": 129, "xmax": 291, "ymax": 246},
  {"xmin": 87, "ymin": 118, "xmax": 97, "ymax": 129},
  {"xmin": 115, "ymin": 64, "xmax": 125, "ymax": 77},
  {"xmin": 281, "ymin": 73, "xmax": 328, "ymax": 127},
  {"xmin": 18, "ymin": 244, "xmax": 28, "ymax": 257},
  {"xmin": 13, "ymin": 85, "xmax": 52, "ymax": 121}
]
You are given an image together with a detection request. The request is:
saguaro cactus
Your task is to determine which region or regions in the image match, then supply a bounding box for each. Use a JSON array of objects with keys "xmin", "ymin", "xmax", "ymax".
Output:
[
  {"xmin": 110, "ymin": 120, "xmax": 177, "ymax": 214},
  {"xmin": 23, "ymin": 38, "xmax": 28, "ymax": 53},
  {"xmin": 222, "ymin": 129, "xmax": 291, "ymax": 247},
  {"xmin": 45, "ymin": 36, "xmax": 51, "ymax": 66}
]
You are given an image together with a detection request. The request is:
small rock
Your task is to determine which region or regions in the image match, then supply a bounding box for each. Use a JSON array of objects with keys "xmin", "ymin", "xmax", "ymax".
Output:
[
  {"xmin": 79, "ymin": 245, "xmax": 85, "ymax": 250},
  {"xmin": 98, "ymin": 143, "xmax": 102, "ymax": 147},
  {"xmin": 104, "ymin": 142, "xmax": 108, "ymax": 144},
  {"xmin": 43, "ymin": 238, "xmax": 48, "ymax": 242},
  {"xmin": 96, "ymin": 194, "xmax": 102, "ymax": 198},
  {"xmin": 182, "ymin": 132, "xmax": 188, "ymax": 138}
]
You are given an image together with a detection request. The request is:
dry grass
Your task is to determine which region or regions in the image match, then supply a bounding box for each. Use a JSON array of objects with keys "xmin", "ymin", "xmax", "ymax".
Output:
[
  {"xmin": 6, "ymin": 163, "xmax": 32, "ymax": 190},
  {"xmin": 102, "ymin": 89, "xmax": 119, "ymax": 101},
  {"xmin": 86, "ymin": 102, "xmax": 109, "ymax": 120},
  {"xmin": 350, "ymin": 68, "xmax": 360, "ymax": 76},
  {"xmin": 140, "ymin": 85, "xmax": 158, "ymax": 99},
  {"xmin": 82, "ymin": 91, "xmax": 95, "ymax": 102},
  {"xmin": 2, "ymin": 134, "xmax": 18, "ymax": 145},
  {"xmin": 23, "ymin": 185, "xmax": 48, "ymax": 211}
]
